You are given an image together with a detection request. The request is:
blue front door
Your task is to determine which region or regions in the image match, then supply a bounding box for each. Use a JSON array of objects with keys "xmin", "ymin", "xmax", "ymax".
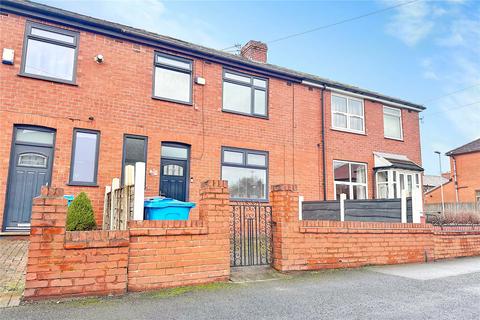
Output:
[
  {"xmin": 160, "ymin": 159, "xmax": 187, "ymax": 201},
  {"xmin": 4, "ymin": 126, "xmax": 55, "ymax": 232},
  {"xmin": 159, "ymin": 143, "xmax": 190, "ymax": 201}
]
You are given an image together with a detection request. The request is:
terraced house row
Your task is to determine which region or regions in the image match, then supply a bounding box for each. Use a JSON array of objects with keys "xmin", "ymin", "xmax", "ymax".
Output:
[{"xmin": 0, "ymin": 0, "xmax": 425, "ymax": 232}]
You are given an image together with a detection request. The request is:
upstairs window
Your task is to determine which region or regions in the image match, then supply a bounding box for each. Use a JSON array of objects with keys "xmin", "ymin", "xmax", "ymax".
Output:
[
  {"xmin": 222, "ymin": 70, "xmax": 268, "ymax": 117},
  {"xmin": 331, "ymin": 94, "xmax": 364, "ymax": 133},
  {"xmin": 383, "ymin": 106, "xmax": 403, "ymax": 140},
  {"xmin": 69, "ymin": 129, "xmax": 100, "ymax": 186},
  {"xmin": 221, "ymin": 147, "xmax": 268, "ymax": 201},
  {"xmin": 333, "ymin": 160, "xmax": 367, "ymax": 200},
  {"xmin": 153, "ymin": 52, "xmax": 192, "ymax": 104},
  {"xmin": 20, "ymin": 22, "xmax": 79, "ymax": 84}
]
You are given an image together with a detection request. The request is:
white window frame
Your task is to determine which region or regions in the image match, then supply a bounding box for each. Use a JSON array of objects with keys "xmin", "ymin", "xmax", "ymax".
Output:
[
  {"xmin": 331, "ymin": 93, "xmax": 365, "ymax": 134},
  {"xmin": 333, "ymin": 160, "xmax": 368, "ymax": 200},
  {"xmin": 376, "ymin": 169, "xmax": 420, "ymax": 199},
  {"xmin": 383, "ymin": 106, "xmax": 403, "ymax": 140}
]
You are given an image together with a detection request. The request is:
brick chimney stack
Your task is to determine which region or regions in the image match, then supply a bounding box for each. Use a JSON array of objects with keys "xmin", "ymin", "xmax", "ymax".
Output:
[{"xmin": 240, "ymin": 40, "xmax": 268, "ymax": 63}]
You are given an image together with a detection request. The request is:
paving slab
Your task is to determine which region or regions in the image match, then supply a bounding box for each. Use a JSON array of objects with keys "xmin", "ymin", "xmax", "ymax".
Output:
[
  {"xmin": 0, "ymin": 237, "xmax": 29, "ymax": 308},
  {"xmin": 230, "ymin": 265, "xmax": 290, "ymax": 283},
  {"xmin": 368, "ymin": 256, "xmax": 480, "ymax": 280}
]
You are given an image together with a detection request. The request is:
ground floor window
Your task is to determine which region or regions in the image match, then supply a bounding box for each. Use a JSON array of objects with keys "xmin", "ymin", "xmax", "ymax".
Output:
[
  {"xmin": 376, "ymin": 170, "xmax": 420, "ymax": 199},
  {"xmin": 333, "ymin": 160, "xmax": 367, "ymax": 200},
  {"xmin": 69, "ymin": 129, "xmax": 100, "ymax": 186},
  {"xmin": 221, "ymin": 147, "xmax": 268, "ymax": 201}
]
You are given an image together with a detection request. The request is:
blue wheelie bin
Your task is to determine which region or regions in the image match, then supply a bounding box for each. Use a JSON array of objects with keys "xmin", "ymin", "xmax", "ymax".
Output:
[{"xmin": 144, "ymin": 198, "xmax": 195, "ymax": 220}]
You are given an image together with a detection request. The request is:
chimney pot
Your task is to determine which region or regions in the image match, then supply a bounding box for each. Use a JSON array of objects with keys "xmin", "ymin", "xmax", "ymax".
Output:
[{"xmin": 240, "ymin": 40, "xmax": 268, "ymax": 63}]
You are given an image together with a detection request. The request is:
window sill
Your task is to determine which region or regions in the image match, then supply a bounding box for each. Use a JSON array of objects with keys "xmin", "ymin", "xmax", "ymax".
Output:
[
  {"xmin": 152, "ymin": 96, "xmax": 193, "ymax": 106},
  {"xmin": 67, "ymin": 182, "xmax": 99, "ymax": 187},
  {"xmin": 230, "ymin": 198, "xmax": 270, "ymax": 203},
  {"xmin": 18, "ymin": 73, "xmax": 77, "ymax": 86},
  {"xmin": 330, "ymin": 127, "xmax": 366, "ymax": 136},
  {"xmin": 222, "ymin": 109, "xmax": 269, "ymax": 120},
  {"xmin": 384, "ymin": 136, "xmax": 404, "ymax": 142}
]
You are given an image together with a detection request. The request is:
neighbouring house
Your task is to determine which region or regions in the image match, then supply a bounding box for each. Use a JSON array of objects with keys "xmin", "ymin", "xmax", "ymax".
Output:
[
  {"xmin": 423, "ymin": 175, "xmax": 449, "ymax": 193},
  {"xmin": 0, "ymin": 0, "xmax": 425, "ymax": 233},
  {"xmin": 425, "ymin": 138, "xmax": 480, "ymax": 205}
]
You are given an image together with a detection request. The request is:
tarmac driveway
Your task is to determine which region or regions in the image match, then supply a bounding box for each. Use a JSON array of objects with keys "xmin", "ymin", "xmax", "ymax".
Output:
[{"xmin": 2, "ymin": 256, "xmax": 480, "ymax": 320}]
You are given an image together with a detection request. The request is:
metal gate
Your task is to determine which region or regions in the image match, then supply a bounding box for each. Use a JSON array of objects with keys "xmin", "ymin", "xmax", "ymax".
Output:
[{"xmin": 230, "ymin": 202, "xmax": 273, "ymax": 267}]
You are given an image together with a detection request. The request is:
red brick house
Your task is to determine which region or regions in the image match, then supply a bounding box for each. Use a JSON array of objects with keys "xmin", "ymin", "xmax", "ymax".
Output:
[
  {"xmin": 425, "ymin": 138, "xmax": 480, "ymax": 205},
  {"xmin": 0, "ymin": 0, "xmax": 425, "ymax": 233}
]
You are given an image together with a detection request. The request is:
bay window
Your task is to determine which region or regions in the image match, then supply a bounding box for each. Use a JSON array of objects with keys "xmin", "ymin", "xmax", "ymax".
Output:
[{"xmin": 376, "ymin": 170, "xmax": 420, "ymax": 199}]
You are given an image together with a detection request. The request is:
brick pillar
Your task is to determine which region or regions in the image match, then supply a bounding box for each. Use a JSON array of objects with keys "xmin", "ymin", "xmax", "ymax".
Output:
[
  {"xmin": 270, "ymin": 184, "xmax": 299, "ymax": 271},
  {"xmin": 24, "ymin": 186, "xmax": 67, "ymax": 300},
  {"xmin": 199, "ymin": 180, "xmax": 231, "ymax": 280}
]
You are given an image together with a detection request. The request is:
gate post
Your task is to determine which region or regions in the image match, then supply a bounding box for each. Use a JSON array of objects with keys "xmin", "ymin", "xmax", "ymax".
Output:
[
  {"xmin": 270, "ymin": 184, "xmax": 299, "ymax": 271},
  {"xmin": 199, "ymin": 180, "xmax": 231, "ymax": 278}
]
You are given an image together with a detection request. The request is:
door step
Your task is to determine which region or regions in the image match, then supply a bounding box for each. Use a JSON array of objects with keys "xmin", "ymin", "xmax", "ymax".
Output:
[
  {"xmin": 230, "ymin": 266, "xmax": 288, "ymax": 283},
  {"xmin": 0, "ymin": 231, "xmax": 29, "ymax": 237}
]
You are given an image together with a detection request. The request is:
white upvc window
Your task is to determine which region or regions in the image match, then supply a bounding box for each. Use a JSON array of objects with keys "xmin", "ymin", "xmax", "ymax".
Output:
[
  {"xmin": 383, "ymin": 106, "xmax": 403, "ymax": 140},
  {"xmin": 333, "ymin": 160, "xmax": 368, "ymax": 200},
  {"xmin": 331, "ymin": 94, "xmax": 365, "ymax": 134},
  {"xmin": 376, "ymin": 170, "xmax": 420, "ymax": 199}
]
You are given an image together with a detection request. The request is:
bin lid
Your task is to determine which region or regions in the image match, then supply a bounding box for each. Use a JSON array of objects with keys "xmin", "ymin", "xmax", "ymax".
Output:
[{"xmin": 144, "ymin": 198, "xmax": 196, "ymax": 208}]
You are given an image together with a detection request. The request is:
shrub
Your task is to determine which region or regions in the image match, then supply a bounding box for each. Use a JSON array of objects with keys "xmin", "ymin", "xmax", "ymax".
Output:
[
  {"xmin": 427, "ymin": 210, "xmax": 480, "ymax": 225},
  {"xmin": 66, "ymin": 192, "xmax": 97, "ymax": 231}
]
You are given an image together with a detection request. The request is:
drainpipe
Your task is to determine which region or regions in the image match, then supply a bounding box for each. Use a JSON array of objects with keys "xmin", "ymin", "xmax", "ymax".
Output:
[
  {"xmin": 321, "ymin": 86, "xmax": 327, "ymax": 200},
  {"xmin": 452, "ymin": 155, "xmax": 459, "ymax": 203},
  {"xmin": 302, "ymin": 80, "xmax": 327, "ymax": 200}
]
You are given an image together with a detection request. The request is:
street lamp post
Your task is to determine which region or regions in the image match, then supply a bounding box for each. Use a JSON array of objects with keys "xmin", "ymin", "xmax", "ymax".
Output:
[{"xmin": 434, "ymin": 151, "xmax": 445, "ymax": 215}]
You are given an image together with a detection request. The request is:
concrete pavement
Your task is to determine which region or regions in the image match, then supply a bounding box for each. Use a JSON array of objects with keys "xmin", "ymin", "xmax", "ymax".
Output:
[{"xmin": 2, "ymin": 257, "xmax": 480, "ymax": 319}]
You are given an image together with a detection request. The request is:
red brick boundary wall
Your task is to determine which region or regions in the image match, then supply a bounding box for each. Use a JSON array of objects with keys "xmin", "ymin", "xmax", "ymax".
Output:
[
  {"xmin": 24, "ymin": 187, "xmax": 129, "ymax": 300},
  {"xmin": 433, "ymin": 226, "xmax": 480, "ymax": 260},
  {"xmin": 127, "ymin": 180, "xmax": 230, "ymax": 291},
  {"xmin": 271, "ymin": 184, "xmax": 480, "ymax": 272},
  {"xmin": 25, "ymin": 183, "xmax": 480, "ymax": 301},
  {"xmin": 24, "ymin": 181, "xmax": 230, "ymax": 301}
]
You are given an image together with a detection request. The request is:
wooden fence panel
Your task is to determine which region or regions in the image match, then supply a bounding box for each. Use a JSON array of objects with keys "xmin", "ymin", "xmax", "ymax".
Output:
[{"xmin": 102, "ymin": 184, "xmax": 135, "ymax": 230}]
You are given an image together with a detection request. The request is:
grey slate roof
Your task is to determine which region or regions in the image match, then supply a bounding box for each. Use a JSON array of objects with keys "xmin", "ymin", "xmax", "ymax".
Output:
[
  {"xmin": 1, "ymin": 0, "xmax": 425, "ymax": 110},
  {"xmin": 376, "ymin": 157, "xmax": 424, "ymax": 172},
  {"xmin": 446, "ymin": 138, "xmax": 480, "ymax": 156},
  {"xmin": 423, "ymin": 175, "xmax": 449, "ymax": 187}
]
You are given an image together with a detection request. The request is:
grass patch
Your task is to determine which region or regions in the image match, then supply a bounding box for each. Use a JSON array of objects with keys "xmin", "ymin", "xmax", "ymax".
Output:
[
  {"xmin": 63, "ymin": 297, "xmax": 104, "ymax": 307},
  {"xmin": 1, "ymin": 281, "xmax": 24, "ymax": 293},
  {"xmin": 144, "ymin": 281, "xmax": 235, "ymax": 299}
]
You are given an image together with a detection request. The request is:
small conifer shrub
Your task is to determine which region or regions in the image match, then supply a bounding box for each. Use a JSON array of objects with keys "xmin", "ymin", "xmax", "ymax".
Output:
[{"xmin": 66, "ymin": 192, "xmax": 97, "ymax": 231}]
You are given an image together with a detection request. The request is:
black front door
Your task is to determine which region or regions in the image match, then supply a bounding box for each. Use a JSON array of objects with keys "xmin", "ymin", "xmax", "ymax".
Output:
[
  {"xmin": 160, "ymin": 159, "xmax": 187, "ymax": 201},
  {"xmin": 4, "ymin": 127, "xmax": 55, "ymax": 231}
]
